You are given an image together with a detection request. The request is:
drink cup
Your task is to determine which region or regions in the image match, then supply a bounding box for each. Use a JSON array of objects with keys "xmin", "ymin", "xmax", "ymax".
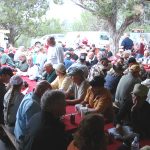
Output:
[
  {"xmin": 75, "ymin": 104, "xmax": 82, "ymax": 113},
  {"xmin": 80, "ymin": 107, "xmax": 88, "ymax": 117}
]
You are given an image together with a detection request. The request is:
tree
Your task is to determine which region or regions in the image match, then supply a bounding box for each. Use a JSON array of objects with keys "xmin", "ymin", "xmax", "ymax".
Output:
[
  {"xmin": 0, "ymin": 0, "xmax": 49, "ymax": 45},
  {"xmin": 71, "ymin": 11, "xmax": 103, "ymax": 31},
  {"xmin": 59, "ymin": 0, "xmax": 145, "ymax": 53},
  {"xmin": 35, "ymin": 18, "xmax": 64, "ymax": 36}
]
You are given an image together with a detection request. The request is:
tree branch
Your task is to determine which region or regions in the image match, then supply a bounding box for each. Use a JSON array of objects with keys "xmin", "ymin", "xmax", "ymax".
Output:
[
  {"xmin": 71, "ymin": 0, "xmax": 96, "ymax": 13},
  {"xmin": 117, "ymin": 15, "xmax": 140, "ymax": 38}
]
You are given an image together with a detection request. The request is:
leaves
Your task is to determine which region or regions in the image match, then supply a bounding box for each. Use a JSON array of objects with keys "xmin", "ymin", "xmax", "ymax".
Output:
[{"xmin": 0, "ymin": 0, "xmax": 49, "ymax": 44}]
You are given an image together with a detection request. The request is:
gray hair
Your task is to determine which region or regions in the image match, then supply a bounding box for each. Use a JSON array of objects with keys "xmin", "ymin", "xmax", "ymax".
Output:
[
  {"xmin": 44, "ymin": 62, "xmax": 53, "ymax": 68},
  {"xmin": 41, "ymin": 90, "xmax": 65, "ymax": 113}
]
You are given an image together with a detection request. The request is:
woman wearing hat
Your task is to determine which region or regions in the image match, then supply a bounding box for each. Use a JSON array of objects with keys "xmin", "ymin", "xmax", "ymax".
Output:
[
  {"xmin": 3, "ymin": 75, "xmax": 24, "ymax": 133},
  {"xmin": 51, "ymin": 63, "xmax": 72, "ymax": 92}
]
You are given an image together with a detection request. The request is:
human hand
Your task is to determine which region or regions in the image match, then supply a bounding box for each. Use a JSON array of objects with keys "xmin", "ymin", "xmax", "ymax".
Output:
[{"xmin": 116, "ymin": 124, "xmax": 123, "ymax": 135}]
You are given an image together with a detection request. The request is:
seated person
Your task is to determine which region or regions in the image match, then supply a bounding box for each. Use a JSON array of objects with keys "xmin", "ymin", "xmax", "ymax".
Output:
[
  {"xmin": 138, "ymin": 50, "xmax": 150, "ymax": 65},
  {"xmin": 86, "ymin": 51, "xmax": 98, "ymax": 69},
  {"xmin": 0, "ymin": 47, "xmax": 15, "ymax": 68},
  {"xmin": 18, "ymin": 56, "xmax": 40, "ymax": 80},
  {"xmin": 115, "ymin": 83, "xmax": 150, "ymax": 138},
  {"xmin": 14, "ymin": 81, "xmax": 51, "ymax": 142},
  {"xmin": 22, "ymin": 90, "xmax": 71, "ymax": 150},
  {"xmin": 16, "ymin": 53, "xmax": 29, "ymax": 72},
  {"xmin": 67, "ymin": 114, "xmax": 107, "ymax": 150},
  {"xmin": 51, "ymin": 63, "xmax": 72, "ymax": 91},
  {"xmin": 105, "ymin": 64, "xmax": 124, "ymax": 101},
  {"xmin": 81, "ymin": 76, "xmax": 113, "ymax": 122},
  {"xmin": 64, "ymin": 51, "xmax": 73, "ymax": 69},
  {"xmin": 3, "ymin": 75, "xmax": 24, "ymax": 133},
  {"xmin": 41, "ymin": 62, "xmax": 56, "ymax": 83},
  {"xmin": 66, "ymin": 67, "xmax": 90, "ymax": 105},
  {"xmin": 88, "ymin": 55, "xmax": 112, "ymax": 81}
]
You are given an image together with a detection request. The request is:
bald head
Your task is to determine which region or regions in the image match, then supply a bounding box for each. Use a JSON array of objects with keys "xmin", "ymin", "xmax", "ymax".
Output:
[{"xmin": 34, "ymin": 80, "xmax": 52, "ymax": 98}]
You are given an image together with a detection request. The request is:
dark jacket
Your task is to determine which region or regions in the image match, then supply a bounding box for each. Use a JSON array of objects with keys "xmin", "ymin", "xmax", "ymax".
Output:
[
  {"xmin": 0, "ymin": 82, "xmax": 6, "ymax": 124},
  {"xmin": 22, "ymin": 111, "xmax": 71, "ymax": 150},
  {"xmin": 131, "ymin": 101, "xmax": 150, "ymax": 138}
]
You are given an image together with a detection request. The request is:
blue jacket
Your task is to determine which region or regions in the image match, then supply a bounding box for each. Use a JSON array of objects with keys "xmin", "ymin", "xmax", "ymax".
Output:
[{"xmin": 14, "ymin": 92, "xmax": 41, "ymax": 141}]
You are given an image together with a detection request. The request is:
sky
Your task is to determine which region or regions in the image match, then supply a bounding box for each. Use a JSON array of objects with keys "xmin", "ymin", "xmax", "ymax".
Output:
[{"xmin": 47, "ymin": 0, "xmax": 83, "ymax": 22}]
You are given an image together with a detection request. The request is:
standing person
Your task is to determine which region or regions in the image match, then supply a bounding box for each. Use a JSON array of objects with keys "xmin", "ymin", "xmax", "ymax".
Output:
[
  {"xmin": 121, "ymin": 33, "xmax": 134, "ymax": 51},
  {"xmin": 3, "ymin": 75, "xmax": 24, "ymax": 133},
  {"xmin": 47, "ymin": 36, "xmax": 64, "ymax": 67},
  {"xmin": 0, "ymin": 67, "xmax": 13, "ymax": 124}
]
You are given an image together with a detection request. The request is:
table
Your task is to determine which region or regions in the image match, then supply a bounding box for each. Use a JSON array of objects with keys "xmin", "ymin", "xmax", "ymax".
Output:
[
  {"xmin": 22, "ymin": 76, "xmax": 37, "ymax": 92},
  {"xmin": 65, "ymin": 106, "xmax": 150, "ymax": 150}
]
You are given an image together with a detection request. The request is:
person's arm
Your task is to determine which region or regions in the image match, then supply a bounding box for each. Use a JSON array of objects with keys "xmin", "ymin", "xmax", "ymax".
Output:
[
  {"xmin": 66, "ymin": 98, "xmax": 83, "ymax": 105},
  {"xmin": 114, "ymin": 99, "xmax": 133, "ymax": 125},
  {"xmin": 1, "ymin": 54, "xmax": 7, "ymax": 64},
  {"xmin": 60, "ymin": 77, "xmax": 72, "ymax": 92},
  {"xmin": 56, "ymin": 47, "xmax": 64, "ymax": 64},
  {"xmin": 66, "ymin": 84, "xmax": 88, "ymax": 105},
  {"xmin": 51, "ymin": 77, "xmax": 58, "ymax": 89}
]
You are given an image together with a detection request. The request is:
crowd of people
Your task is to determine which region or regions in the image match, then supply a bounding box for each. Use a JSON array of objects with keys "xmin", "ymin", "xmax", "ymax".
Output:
[{"xmin": 0, "ymin": 32, "xmax": 150, "ymax": 150}]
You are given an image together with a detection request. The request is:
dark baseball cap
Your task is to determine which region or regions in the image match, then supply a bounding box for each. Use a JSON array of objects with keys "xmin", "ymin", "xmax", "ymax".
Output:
[{"xmin": 0, "ymin": 67, "xmax": 13, "ymax": 76}]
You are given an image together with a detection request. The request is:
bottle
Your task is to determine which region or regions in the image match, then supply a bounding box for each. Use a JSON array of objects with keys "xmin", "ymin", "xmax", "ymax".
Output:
[{"xmin": 131, "ymin": 136, "xmax": 139, "ymax": 150}]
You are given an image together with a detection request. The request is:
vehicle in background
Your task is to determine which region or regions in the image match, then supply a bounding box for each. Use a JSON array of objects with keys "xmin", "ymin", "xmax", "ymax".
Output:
[
  {"xmin": 64, "ymin": 31, "xmax": 110, "ymax": 48},
  {"xmin": 30, "ymin": 34, "xmax": 65, "ymax": 46}
]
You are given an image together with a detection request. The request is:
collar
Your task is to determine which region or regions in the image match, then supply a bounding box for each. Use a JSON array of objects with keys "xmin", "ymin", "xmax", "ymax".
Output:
[{"xmin": 32, "ymin": 92, "xmax": 41, "ymax": 104}]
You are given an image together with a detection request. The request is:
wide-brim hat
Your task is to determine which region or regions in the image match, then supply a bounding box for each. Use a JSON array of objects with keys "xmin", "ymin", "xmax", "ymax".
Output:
[
  {"xmin": 131, "ymin": 83, "xmax": 148, "ymax": 97},
  {"xmin": 55, "ymin": 63, "xmax": 66, "ymax": 74}
]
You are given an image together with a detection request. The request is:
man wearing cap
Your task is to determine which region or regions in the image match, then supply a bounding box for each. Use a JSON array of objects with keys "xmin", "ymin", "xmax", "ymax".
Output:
[
  {"xmin": 3, "ymin": 75, "xmax": 24, "ymax": 133},
  {"xmin": 115, "ymin": 84, "xmax": 150, "ymax": 138},
  {"xmin": 0, "ymin": 67, "xmax": 13, "ymax": 124},
  {"xmin": 46, "ymin": 36, "xmax": 64, "ymax": 67},
  {"xmin": 88, "ymin": 55, "xmax": 112, "ymax": 81},
  {"xmin": 115, "ymin": 64, "xmax": 141, "ymax": 108},
  {"xmin": 0, "ymin": 47, "xmax": 15, "ymax": 68},
  {"xmin": 14, "ymin": 81, "xmax": 51, "ymax": 142},
  {"xmin": 65, "ymin": 67, "xmax": 90, "ymax": 105}
]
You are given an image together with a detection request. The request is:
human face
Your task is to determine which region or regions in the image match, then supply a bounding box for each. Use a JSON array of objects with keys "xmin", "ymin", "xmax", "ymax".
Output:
[
  {"xmin": 101, "ymin": 60, "xmax": 108, "ymax": 67},
  {"xmin": 27, "ymin": 58, "xmax": 33, "ymax": 66},
  {"xmin": 44, "ymin": 66, "xmax": 52, "ymax": 74},
  {"xmin": 71, "ymin": 75, "xmax": 81, "ymax": 84}
]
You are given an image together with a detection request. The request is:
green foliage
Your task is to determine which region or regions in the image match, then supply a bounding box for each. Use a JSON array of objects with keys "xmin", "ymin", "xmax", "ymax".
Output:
[
  {"xmin": 0, "ymin": 0, "xmax": 49, "ymax": 45},
  {"xmin": 35, "ymin": 18, "xmax": 64, "ymax": 37}
]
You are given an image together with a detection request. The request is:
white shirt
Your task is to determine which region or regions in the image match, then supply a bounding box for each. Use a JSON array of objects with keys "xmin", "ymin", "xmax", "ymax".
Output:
[{"xmin": 47, "ymin": 45, "xmax": 64, "ymax": 66}]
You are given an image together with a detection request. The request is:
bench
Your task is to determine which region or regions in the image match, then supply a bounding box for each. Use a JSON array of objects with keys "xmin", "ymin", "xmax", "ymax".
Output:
[{"xmin": 0, "ymin": 124, "xmax": 19, "ymax": 150}]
